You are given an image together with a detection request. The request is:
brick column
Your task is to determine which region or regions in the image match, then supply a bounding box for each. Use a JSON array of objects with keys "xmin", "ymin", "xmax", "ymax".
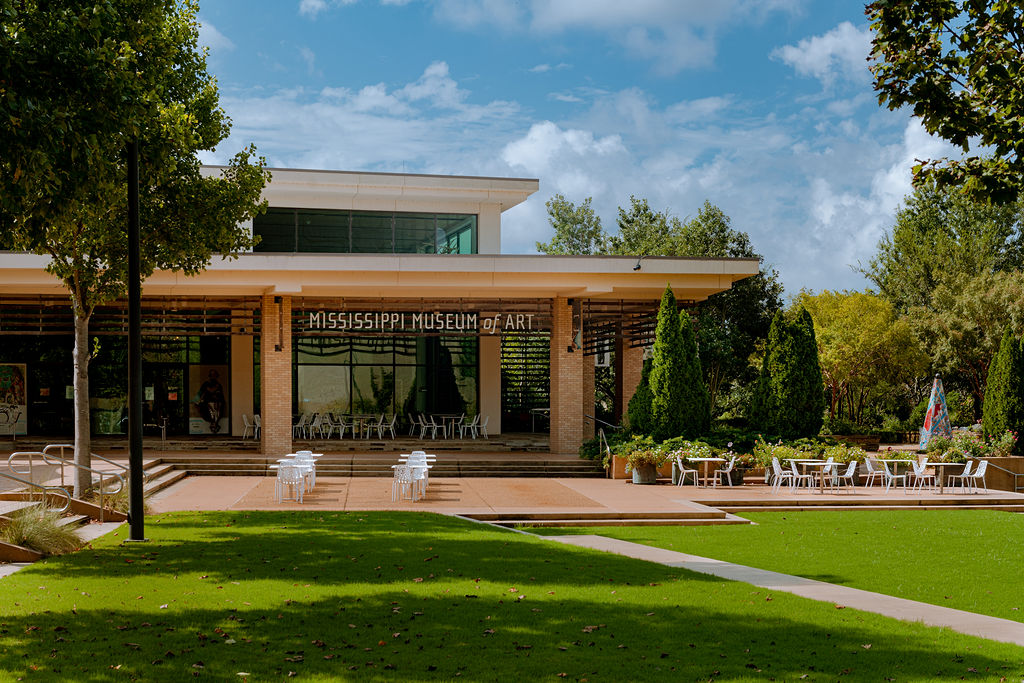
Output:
[
  {"xmin": 582, "ymin": 353, "xmax": 595, "ymax": 440},
  {"xmin": 615, "ymin": 332, "xmax": 644, "ymax": 426},
  {"xmin": 549, "ymin": 297, "xmax": 583, "ymax": 455},
  {"xmin": 260, "ymin": 294, "xmax": 293, "ymax": 455}
]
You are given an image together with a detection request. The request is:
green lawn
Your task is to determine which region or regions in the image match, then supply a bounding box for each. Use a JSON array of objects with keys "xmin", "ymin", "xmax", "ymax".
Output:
[
  {"xmin": 531, "ymin": 510, "xmax": 1024, "ymax": 623},
  {"xmin": 0, "ymin": 511, "xmax": 1020, "ymax": 681}
]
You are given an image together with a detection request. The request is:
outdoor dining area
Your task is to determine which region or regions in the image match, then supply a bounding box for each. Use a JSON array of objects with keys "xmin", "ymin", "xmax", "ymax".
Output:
[
  {"xmin": 673, "ymin": 452, "xmax": 989, "ymax": 495},
  {"xmin": 246, "ymin": 412, "xmax": 490, "ymax": 440},
  {"xmin": 271, "ymin": 450, "xmax": 321, "ymax": 503}
]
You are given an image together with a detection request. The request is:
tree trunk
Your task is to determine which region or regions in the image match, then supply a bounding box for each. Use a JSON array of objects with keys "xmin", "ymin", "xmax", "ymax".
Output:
[{"xmin": 72, "ymin": 311, "xmax": 92, "ymax": 498}]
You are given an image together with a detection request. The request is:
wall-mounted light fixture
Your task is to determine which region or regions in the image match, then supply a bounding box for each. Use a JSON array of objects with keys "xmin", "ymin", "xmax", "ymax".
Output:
[{"xmin": 633, "ymin": 255, "xmax": 647, "ymax": 271}]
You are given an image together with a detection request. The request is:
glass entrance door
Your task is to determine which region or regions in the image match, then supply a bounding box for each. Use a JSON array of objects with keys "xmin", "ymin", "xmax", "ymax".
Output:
[{"xmin": 143, "ymin": 364, "xmax": 187, "ymax": 436}]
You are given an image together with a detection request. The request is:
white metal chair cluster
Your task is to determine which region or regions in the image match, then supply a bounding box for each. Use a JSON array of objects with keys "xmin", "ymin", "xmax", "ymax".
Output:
[
  {"xmin": 273, "ymin": 450, "xmax": 321, "ymax": 503},
  {"xmin": 292, "ymin": 413, "xmax": 399, "ymax": 440},
  {"xmin": 392, "ymin": 451, "xmax": 435, "ymax": 501},
  {"xmin": 407, "ymin": 413, "xmax": 489, "ymax": 439},
  {"xmin": 767, "ymin": 456, "xmax": 988, "ymax": 495},
  {"xmin": 242, "ymin": 414, "xmax": 261, "ymax": 439}
]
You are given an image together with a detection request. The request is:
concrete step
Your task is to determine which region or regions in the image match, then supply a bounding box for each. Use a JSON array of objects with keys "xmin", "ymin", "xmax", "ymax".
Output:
[
  {"xmin": 0, "ymin": 500, "xmax": 40, "ymax": 516},
  {"xmin": 142, "ymin": 469, "xmax": 189, "ymax": 497},
  {"xmin": 722, "ymin": 503, "xmax": 1024, "ymax": 513},
  {"xmin": 465, "ymin": 509, "xmax": 727, "ymax": 522},
  {"xmin": 494, "ymin": 516, "xmax": 750, "ymax": 528},
  {"xmin": 56, "ymin": 513, "xmax": 91, "ymax": 529}
]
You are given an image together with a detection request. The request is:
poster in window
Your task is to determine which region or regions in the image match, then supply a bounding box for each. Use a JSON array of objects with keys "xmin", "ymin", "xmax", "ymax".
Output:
[
  {"xmin": 0, "ymin": 363, "xmax": 28, "ymax": 436},
  {"xmin": 188, "ymin": 365, "xmax": 230, "ymax": 434}
]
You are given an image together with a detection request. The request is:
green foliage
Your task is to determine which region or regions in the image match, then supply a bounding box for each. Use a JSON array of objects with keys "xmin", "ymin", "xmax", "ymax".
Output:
[
  {"xmin": 868, "ymin": 0, "xmax": 1024, "ymax": 203},
  {"xmin": 536, "ymin": 194, "xmax": 605, "ymax": 254},
  {"xmin": 925, "ymin": 428, "xmax": 1017, "ymax": 460},
  {"xmin": 625, "ymin": 358, "xmax": 654, "ymax": 434},
  {"xmin": 749, "ymin": 308, "xmax": 825, "ymax": 439},
  {"xmin": 649, "ymin": 288, "xmax": 709, "ymax": 440},
  {"xmin": 861, "ymin": 183, "xmax": 1024, "ymax": 313},
  {"xmin": 982, "ymin": 327, "xmax": 1024, "ymax": 449},
  {"xmin": 1, "ymin": 507, "xmax": 81, "ymax": 556},
  {"xmin": 909, "ymin": 271, "xmax": 1024, "ymax": 410},
  {"xmin": 797, "ymin": 290, "xmax": 928, "ymax": 427},
  {"xmin": 577, "ymin": 430, "xmax": 628, "ymax": 461}
]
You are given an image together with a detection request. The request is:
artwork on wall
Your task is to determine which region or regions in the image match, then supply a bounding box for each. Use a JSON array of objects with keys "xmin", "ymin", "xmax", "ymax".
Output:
[
  {"xmin": 0, "ymin": 363, "xmax": 28, "ymax": 436},
  {"xmin": 188, "ymin": 365, "xmax": 230, "ymax": 435}
]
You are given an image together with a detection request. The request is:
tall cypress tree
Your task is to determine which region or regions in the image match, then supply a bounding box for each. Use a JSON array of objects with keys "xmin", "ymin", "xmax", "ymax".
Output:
[
  {"xmin": 626, "ymin": 357, "xmax": 654, "ymax": 435},
  {"xmin": 982, "ymin": 327, "xmax": 1024, "ymax": 447},
  {"xmin": 749, "ymin": 307, "xmax": 825, "ymax": 438},
  {"xmin": 650, "ymin": 286, "xmax": 710, "ymax": 440}
]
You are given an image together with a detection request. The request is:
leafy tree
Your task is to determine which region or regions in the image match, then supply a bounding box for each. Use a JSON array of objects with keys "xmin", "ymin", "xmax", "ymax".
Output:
[
  {"xmin": 867, "ymin": 0, "xmax": 1024, "ymax": 203},
  {"xmin": 536, "ymin": 194, "xmax": 605, "ymax": 255},
  {"xmin": 909, "ymin": 270, "xmax": 1024, "ymax": 412},
  {"xmin": 861, "ymin": 182, "xmax": 1024, "ymax": 312},
  {"xmin": 796, "ymin": 290, "xmax": 928, "ymax": 426},
  {"xmin": 0, "ymin": 0, "xmax": 269, "ymax": 495},
  {"xmin": 678, "ymin": 202, "xmax": 783, "ymax": 414},
  {"xmin": 749, "ymin": 307, "xmax": 825, "ymax": 439},
  {"xmin": 626, "ymin": 358, "xmax": 654, "ymax": 435},
  {"xmin": 605, "ymin": 196, "xmax": 679, "ymax": 256},
  {"xmin": 981, "ymin": 327, "xmax": 1024, "ymax": 447},
  {"xmin": 649, "ymin": 287, "xmax": 709, "ymax": 440}
]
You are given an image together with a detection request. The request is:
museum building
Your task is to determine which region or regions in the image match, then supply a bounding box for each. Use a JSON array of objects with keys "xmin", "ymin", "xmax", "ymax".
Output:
[{"xmin": 0, "ymin": 167, "xmax": 759, "ymax": 455}]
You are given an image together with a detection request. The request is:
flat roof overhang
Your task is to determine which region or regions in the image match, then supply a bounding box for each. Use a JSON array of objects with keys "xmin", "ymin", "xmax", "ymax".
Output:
[
  {"xmin": 0, "ymin": 253, "xmax": 759, "ymax": 301},
  {"xmin": 203, "ymin": 166, "xmax": 540, "ymax": 212}
]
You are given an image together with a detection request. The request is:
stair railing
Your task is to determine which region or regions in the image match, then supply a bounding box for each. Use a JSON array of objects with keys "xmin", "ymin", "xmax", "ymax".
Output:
[
  {"xmin": 0, "ymin": 470, "xmax": 71, "ymax": 513},
  {"xmin": 972, "ymin": 458, "xmax": 1024, "ymax": 493},
  {"xmin": 7, "ymin": 447, "xmax": 125, "ymax": 521},
  {"xmin": 597, "ymin": 428, "xmax": 614, "ymax": 478}
]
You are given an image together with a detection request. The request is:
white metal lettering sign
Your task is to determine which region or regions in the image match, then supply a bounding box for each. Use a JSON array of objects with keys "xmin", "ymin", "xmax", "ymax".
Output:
[{"xmin": 307, "ymin": 311, "xmax": 537, "ymax": 334}]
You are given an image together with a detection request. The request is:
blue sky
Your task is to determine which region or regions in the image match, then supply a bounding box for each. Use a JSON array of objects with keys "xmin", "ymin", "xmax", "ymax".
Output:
[{"xmin": 196, "ymin": 0, "xmax": 958, "ymax": 295}]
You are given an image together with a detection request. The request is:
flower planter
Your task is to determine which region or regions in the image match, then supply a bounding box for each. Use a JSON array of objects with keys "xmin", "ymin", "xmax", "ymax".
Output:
[{"xmin": 631, "ymin": 462, "xmax": 659, "ymax": 484}]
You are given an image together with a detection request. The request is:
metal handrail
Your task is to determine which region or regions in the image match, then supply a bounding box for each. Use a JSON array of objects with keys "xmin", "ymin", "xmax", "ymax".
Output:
[
  {"xmin": 584, "ymin": 414, "xmax": 622, "ymax": 431},
  {"xmin": 7, "ymin": 447, "xmax": 125, "ymax": 521},
  {"xmin": 0, "ymin": 470, "xmax": 71, "ymax": 513},
  {"xmin": 41, "ymin": 444, "xmax": 128, "ymax": 487},
  {"xmin": 598, "ymin": 428, "xmax": 614, "ymax": 477}
]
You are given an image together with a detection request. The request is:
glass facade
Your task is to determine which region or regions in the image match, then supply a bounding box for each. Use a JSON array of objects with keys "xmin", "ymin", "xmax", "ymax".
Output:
[
  {"xmin": 0, "ymin": 335, "xmax": 232, "ymax": 437},
  {"xmin": 294, "ymin": 336, "xmax": 478, "ymax": 418},
  {"xmin": 254, "ymin": 209, "xmax": 477, "ymax": 254}
]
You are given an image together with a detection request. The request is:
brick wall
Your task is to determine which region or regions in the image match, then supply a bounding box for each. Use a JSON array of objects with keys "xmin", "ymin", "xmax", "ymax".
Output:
[
  {"xmin": 260, "ymin": 294, "xmax": 293, "ymax": 455},
  {"xmin": 549, "ymin": 297, "xmax": 583, "ymax": 455},
  {"xmin": 582, "ymin": 353, "xmax": 595, "ymax": 440}
]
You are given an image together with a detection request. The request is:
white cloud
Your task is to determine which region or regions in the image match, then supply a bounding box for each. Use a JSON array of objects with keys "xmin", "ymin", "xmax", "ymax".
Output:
[
  {"xmin": 299, "ymin": 46, "xmax": 317, "ymax": 76},
  {"xmin": 197, "ymin": 18, "xmax": 234, "ymax": 53},
  {"xmin": 530, "ymin": 64, "xmax": 551, "ymax": 73},
  {"xmin": 299, "ymin": 0, "xmax": 329, "ymax": 17},
  {"xmin": 206, "ymin": 57, "xmax": 946, "ymax": 294},
  {"xmin": 772, "ymin": 21, "xmax": 872, "ymax": 86}
]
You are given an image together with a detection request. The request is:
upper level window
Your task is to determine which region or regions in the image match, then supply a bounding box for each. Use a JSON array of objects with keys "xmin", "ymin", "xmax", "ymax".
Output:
[{"xmin": 253, "ymin": 208, "xmax": 476, "ymax": 254}]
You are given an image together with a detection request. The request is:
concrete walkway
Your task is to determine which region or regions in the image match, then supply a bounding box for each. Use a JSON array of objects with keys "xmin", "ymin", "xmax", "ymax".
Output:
[{"xmin": 545, "ymin": 534, "xmax": 1024, "ymax": 648}]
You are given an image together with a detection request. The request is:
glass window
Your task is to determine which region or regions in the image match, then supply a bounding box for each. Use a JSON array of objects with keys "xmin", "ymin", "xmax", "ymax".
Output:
[
  {"xmin": 394, "ymin": 213, "xmax": 437, "ymax": 254},
  {"xmin": 437, "ymin": 214, "xmax": 476, "ymax": 254},
  {"xmin": 351, "ymin": 212, "xmax": 393, "ymax": 253},
  {"xmin": 253, "ymin": 208, "xmax": 297, "ymax": 252},
  {"xmin": 352, "ymin": 337, "xmax": 394, "ymax": 365},
  {"xmin": 298, "ymin": 365, "xmax": 351, "ymax": 415},
  {"xmin": 297, "ymin": 337, "xmax": 351, "ymax": 364},
  {"xmin": 298, "ymin": 210, "xmax": 350, "ymax": 253}
]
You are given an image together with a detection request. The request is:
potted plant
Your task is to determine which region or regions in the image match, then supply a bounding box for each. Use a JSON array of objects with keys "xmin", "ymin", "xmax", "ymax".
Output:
[{"xmin": 612, "ymin": 435, "xmax": 670, "ymax": 484}]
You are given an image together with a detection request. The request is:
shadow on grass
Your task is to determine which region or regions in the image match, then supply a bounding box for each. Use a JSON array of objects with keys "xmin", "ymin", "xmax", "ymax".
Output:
[{"xmin": 0, "ymin": 511, "xmax": 1020, "ymax": 681}]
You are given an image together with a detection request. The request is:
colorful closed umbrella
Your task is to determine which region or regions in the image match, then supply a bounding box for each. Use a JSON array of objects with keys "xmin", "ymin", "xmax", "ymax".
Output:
[{"xmin": 919, "ymin": 375, "xmax": 953, "ymax": 449}]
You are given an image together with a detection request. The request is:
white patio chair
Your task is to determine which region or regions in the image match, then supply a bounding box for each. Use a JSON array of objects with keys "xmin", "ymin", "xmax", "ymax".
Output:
[
  {"xmin": 276, "ymin": 463, "xmax": 305, "ymax": 503},
  {"xmin": 675, "ymin": 456, "xmax": 698, "ymax": 487},
  {"xmin": 815, "ymin": 458, "xmax": 837, "ymax": 492},
  {"xmin": 449, "ymin": 414, "xmax": 465, "ymax": 439},
  {"xmin": 407, "ymin": 413, "xmax": 421, "ymax": 437},
  {"xmin": 911, "ymin": 459, "xmax": 936, "ymax": 492},
  {"xmin": 835, "ymin": 461, "xmax": 858, "ymax": 492},
  {"xmin": 378, "ymin": 414, "xmax": 396, "ymax": 439},
  {"xmin": 770, "ymin": 457, "xmax": 794, "ymax": 493},
  {"xmin": 391, "ymin": 464, "xmax": 418, "ymax": 502},
  {"xmin": 290, "ymin": 450, "xmax": 318, "ymax": 490},
  {"xmin": 292, "ymin": 413, "xmax": 309, "ymax": 438},
  {"xmin": 967, "ymin": 460, "xmax": 988, "ymax": 493},
  {"xmin": 420, "ymin": 415, "xmax": 442, "ymax": 439},
  {"xmin": 460, "ymin": 414, "xmax": 480, "ymax": 438},
  {"xmin": 881, "ymin": 460, "xmax": 909, "ymax": 493},
  {"xmin": 948, "ymin": 460, "xmax": 974, "ymax": 493},
  {"xmin": 789, "ymin": 461, "xmax": 814, "ymax": 491},
  {"xmin": 478, "ymin": 415, "xmax": 489, "ymax": 438},
  {"xmin": 242, "ymin": 414, "xmax": 255, "ymax": 439},
  {"xmin": 713, "ymin": 456, "xmax": 736, "ymax": 488},
  {"xmin": 862, "ymin": 458, "xmax": 883, "ymax": 488},
  {"xmin": 365, "ymin": 414, "xmax": 384, "ymax": 439},
  {"xmin": 253, "ymin": 414, "xmax": 261, "ymax": 439},
  {"xmin": 308, "ymin": 413, "xmax": 327, "ymax": 439}
]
